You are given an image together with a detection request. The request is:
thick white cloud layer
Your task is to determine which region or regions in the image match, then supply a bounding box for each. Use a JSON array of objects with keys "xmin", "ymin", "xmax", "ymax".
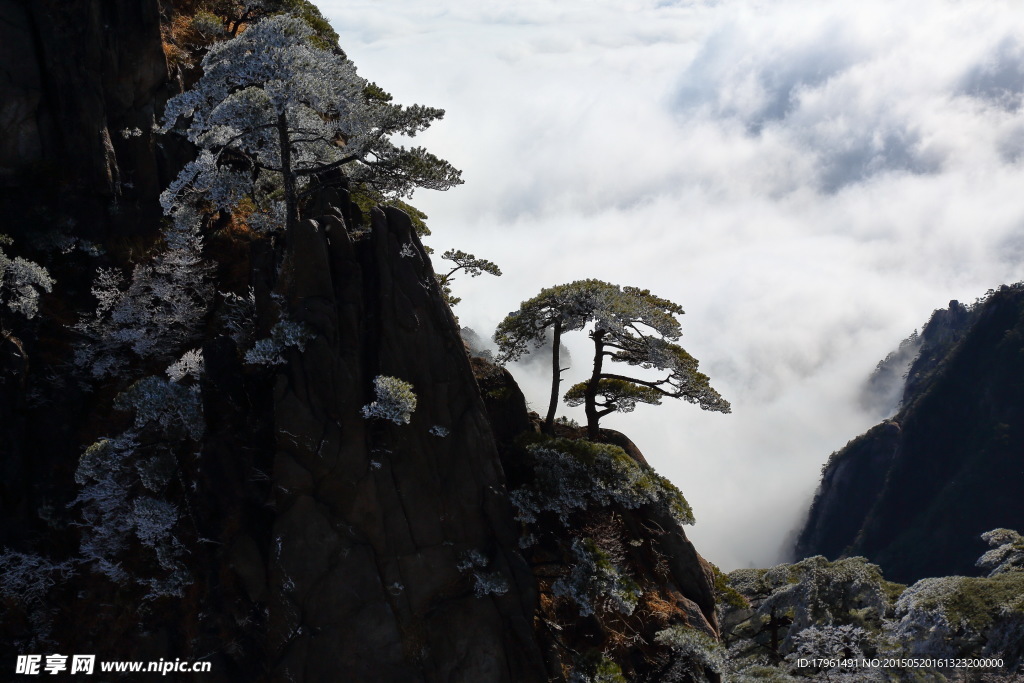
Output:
[{"xmin": 318, "ymin": 0, "xmax": 1024, "ymax": 570}]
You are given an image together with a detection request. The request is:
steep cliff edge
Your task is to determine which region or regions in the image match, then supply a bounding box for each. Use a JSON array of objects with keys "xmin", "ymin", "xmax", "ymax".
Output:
[{"xmin": 796, "ymin": 286, "xmax": 1024, "ymax": 583}]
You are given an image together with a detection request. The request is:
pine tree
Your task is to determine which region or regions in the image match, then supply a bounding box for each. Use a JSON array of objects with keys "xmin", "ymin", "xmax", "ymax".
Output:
[
  {"xmin": 159, "ymin": 14, "xmax": 462, "ymax": 235},
  {"xmin": 496, "ymin": 279, "xmax": 729, "ymax": 438}
]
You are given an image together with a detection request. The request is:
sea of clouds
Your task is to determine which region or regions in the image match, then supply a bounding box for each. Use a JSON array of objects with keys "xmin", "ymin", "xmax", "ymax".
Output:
[{"xmin": 318, "ymin": 0, "xmax": 1024, "ymax": 570}]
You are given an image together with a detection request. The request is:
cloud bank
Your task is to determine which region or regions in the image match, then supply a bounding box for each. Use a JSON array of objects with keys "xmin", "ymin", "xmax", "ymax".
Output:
[{"xmin": 319, "ymin": 0, "xmax": 1024, "ymax": 569}]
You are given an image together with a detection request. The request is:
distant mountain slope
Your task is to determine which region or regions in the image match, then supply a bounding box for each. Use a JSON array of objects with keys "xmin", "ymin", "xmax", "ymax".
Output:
[{"xmin": 796, "ymin": 285, "xmax": 1024, "ymax": 583}]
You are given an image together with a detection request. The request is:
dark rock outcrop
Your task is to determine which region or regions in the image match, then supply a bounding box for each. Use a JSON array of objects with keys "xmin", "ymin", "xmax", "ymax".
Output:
[
  {"xmin": 0, "ymin": 0, "xmax": 173, "ymax": 241},
  {"xmin": 261, "ymin": 206, "xmax": 547, "ymax": 681},
  {"xmin": 794, "ymin": 421, "xmax": 901, "ymax": 561},
  {"xmin": 797, "ymin": 286, "xmax": 1024, "ymax": 583},
  {"xmin": 475, "ymin": 362, "xmax": 721, "ymax": 682},
  {"xmin": 1, "ymin": 196, "xmax": 553, "ymax": 681}
]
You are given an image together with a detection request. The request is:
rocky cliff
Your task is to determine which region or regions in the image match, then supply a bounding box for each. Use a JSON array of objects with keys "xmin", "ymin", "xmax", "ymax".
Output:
[
  {"xmin": 262, "ymin": 203, "xmax": 551, "ymax": 681},
  {"xmin": 796, "ymin": 286, "xmax": 1024, "ymax": 583},
  {"xmin": 0, "ymin": 2, "xmax": 720, "ymax": 681},
  {"xmin": 3, "ymin": 192, "xmax": 550, "ymax": 680},
  {"xmin": 474, "ymin": 361, "xmax": 721, "ymax": 682},
  {"xmin": 0, "ymin": 0, "xmax": 172, "ymax": 241}
]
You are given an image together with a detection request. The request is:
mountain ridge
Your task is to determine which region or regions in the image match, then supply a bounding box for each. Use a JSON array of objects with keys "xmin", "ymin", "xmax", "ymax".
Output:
[{"xmin": 796, "ymin": 284, "xmax": 1024, "ymax": 583}]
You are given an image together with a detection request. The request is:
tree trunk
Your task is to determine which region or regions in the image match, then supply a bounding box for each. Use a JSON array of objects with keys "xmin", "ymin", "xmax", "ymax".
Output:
[
  {"xmin": 543, "ymin": 320, "xmax": 562, "ymax": 435},
  {"xmin": 277, "ymin": 112, "xmax": 298, "ymax": 233},
  {"xmin": 585, "ymin": 330, "xmax": 605, "ymax": 440}
]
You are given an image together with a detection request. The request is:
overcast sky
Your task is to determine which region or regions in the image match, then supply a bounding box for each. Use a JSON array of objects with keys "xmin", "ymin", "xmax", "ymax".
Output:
[{"xmin": 318, "ymin": 0, "xmax": 1024, "ymax": 570}]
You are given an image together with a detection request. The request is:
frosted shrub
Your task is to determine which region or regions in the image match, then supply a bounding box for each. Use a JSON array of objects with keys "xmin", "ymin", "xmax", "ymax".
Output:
[
  {"xmin": 753, "ymin": 556, "xmax": 891, "ymax": 649},
  {"xmin": 553, "ymin": 537, "xmax": 641, "ymax": 617},
  {"xmin": 654, "ymin": 625, "xmax": 725, "ymax": 676},
  {"xmin": 888, "ymin": 571, "xmax": 1024, "ymax": 661},
  {"xmin": 790, "ymin": 624, "xmax": 869, "ymax": 663},
  {"xmin": 132, "ymin": 497, "xmax": 179, "ymax": 547},
  {"xmin": 456, "ymin": 550, "xmax": 508, "ymax": 597},
  {"xmin": 888, "ymin": 576, "xmax": 962, "ymax": 657},
  {"xmin": 74, "ymin": 433, "xmax": 190, "ymax": 599},
  {"xmin": 0, "ymin": 550, "xmax": 76, "ymax": 649},
  {"xmin": 0, "ymin": 241, "xmax": 54, "ymax": 319},
  {"xmin": 0, "ymin": 551, "xmax": 75, "ymax": 604},
  {"xmin": 115, "ymin": 376, "xmax": 204, "ymax": 440},
  {"xmin": 717, "ymin": 554, "xmax": 898, "ymax": 678},
  {"xmin": 361, "ymin": 375, "xmax": 417, "ymax": 425},
  {"xmin": 74, "ymin": 435, "xmax": 143, "ymax": 583},
  {"xmin": 244, "ymin": 319, "xmax": 314, "ymax": 366},
  {"xmin": 726, "ymin": 567, "xmax": 768, "ymax": 596},
  {"xmin": 166, "ymin": 348, "xmax": 204, "ymax": 383},
  {"xmin": 74, "ymin": 217, "xmax": 212, "ymax": 378},
  {"xmin": 977, "ymin": 528, "xmax": 1024, "ymax": 576},
  {"xmin": 510, "ymin": 437, "xmax": 694, "ymax": 527},
  {"xmin": 72, "ymin": 372, "xmax": 204, "ymax": 598}
]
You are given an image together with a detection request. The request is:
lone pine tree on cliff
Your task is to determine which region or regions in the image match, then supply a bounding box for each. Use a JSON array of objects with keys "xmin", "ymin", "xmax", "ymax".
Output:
[
  {"xmin": 494, "ymin": 281, "xmax": 596, "ymax": 434},
  {"xmin": 437, "ymin": 249, "xmax": 502, "ymax": 307},
  {"xmin": 496, "ymin": 279, "xmax": 730, "ymax": 438},
  {"xmin": 159, "ymin": 13, "xmax": 462, "ymax": 235}
]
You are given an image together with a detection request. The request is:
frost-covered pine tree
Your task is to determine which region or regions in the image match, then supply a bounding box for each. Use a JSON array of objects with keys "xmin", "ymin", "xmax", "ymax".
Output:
[
  {"xmin": 74, "ymin": 210, "xmax": 212, "ymax": 378},
  {"xmin": 494, "ymin": 281, "xmax": 598, "ymax": 433},
  {"xmin": 436, "ymin": 249, "xmax": 501, "ymax": 307},
  {"xmin": 159, "ymin": 13, "xmax": 462, "ymax": 235},
  {"xmin": 497, "ymin": 279, "xmax": 729, "ymax": 439},
  {"xmin": 567, "ymin": 281, "xmax": 730, "ymax": 438}
]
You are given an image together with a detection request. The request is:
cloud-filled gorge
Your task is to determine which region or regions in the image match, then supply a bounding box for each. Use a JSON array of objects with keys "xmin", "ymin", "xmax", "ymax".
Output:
[{"xmin": 320, "ymin": 0, "xmax": 1024, "ymax": 570}]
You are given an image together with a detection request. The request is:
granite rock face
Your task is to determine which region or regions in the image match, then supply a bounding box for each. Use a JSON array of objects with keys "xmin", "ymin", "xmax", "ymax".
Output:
[
  {"xmin": 261, "ymin": 205, "xmax": 547, "ymax": 681},
  {"xmin": 0, "ymin": 194, "xmax": 552, "ymax": 681}
]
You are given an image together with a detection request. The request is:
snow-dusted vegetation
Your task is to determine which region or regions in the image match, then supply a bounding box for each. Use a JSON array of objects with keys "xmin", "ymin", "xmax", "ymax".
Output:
[
  {"xmin": 361, "ymin": 375, "xmax": 417, "ymax": 425},
  {"xmin": 0, "ymin": 238, "xmax": 54, "ymax": 320},
  {"xmin": 509, "ymin": 435, "xmax": 694, "ymax": 528},
  {"xmin": 714, "ymin": 532, "xmax": 1024, "ymax": 680}
]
